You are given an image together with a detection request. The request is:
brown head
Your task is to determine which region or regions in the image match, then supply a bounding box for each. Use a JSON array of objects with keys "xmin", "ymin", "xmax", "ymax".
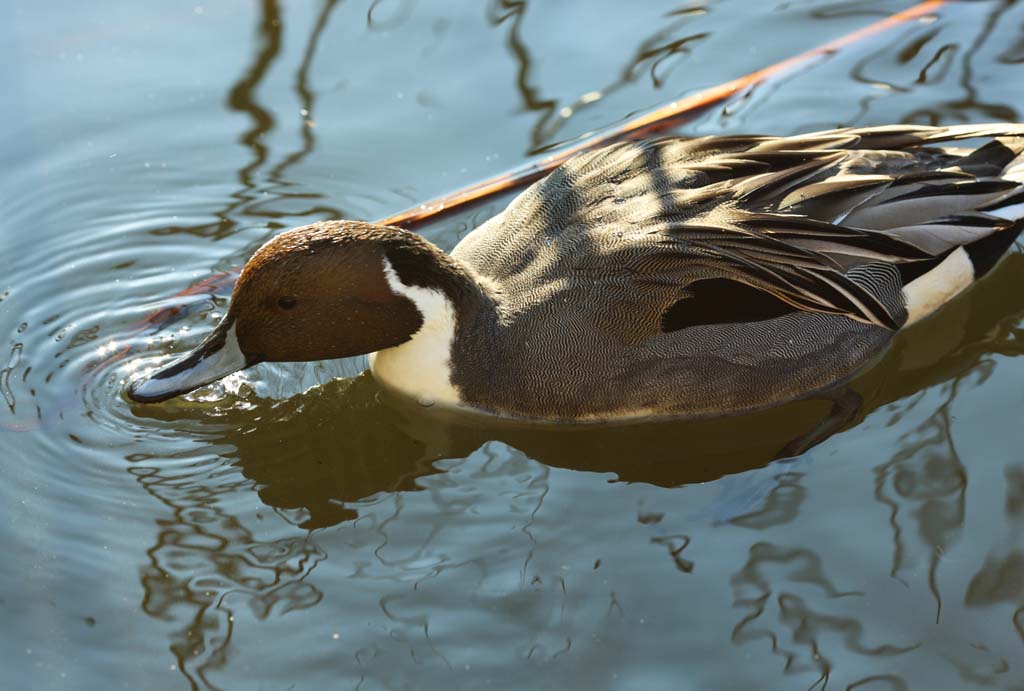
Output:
[{"xmin": 128, "ymin": 220, "xmax": 463, "ymax": 403}]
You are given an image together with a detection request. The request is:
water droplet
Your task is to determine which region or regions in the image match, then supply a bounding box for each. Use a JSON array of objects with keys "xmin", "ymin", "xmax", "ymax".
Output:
[{"xmin": 418, "ymin": 396, "xmax": 435, "ymax": 408}]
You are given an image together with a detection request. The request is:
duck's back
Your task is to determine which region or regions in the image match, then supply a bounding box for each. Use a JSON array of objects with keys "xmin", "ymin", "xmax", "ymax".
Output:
[{"xmin": 449, "ymin": 125, "xmax": 1024, "ymax": 420}]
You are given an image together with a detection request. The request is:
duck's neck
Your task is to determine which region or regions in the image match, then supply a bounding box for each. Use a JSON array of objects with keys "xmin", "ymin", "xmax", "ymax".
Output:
[{"xmin": 368, "ymin": 239, "xmax": 493, "ymax": 408}]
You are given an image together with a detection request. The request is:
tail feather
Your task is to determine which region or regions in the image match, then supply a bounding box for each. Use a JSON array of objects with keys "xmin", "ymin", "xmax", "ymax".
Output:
[
  {"xmin": 1002, "ymin": 150, "xmax": 1024, "ymax": 184},
  {"xmin": 979, "ymin": 185, "xmax": 1024, "ymax": 221},
  {"xmin": 886, "ymin": 213, "xmax": 1009, "ymax": 254},
  {"xmin": 953, "ymin": 137, "xmax": 1024, "ymax": 176},
  {"xmin": 965, "ymin": 218, "xmax": 1024, "ymax": 278}
]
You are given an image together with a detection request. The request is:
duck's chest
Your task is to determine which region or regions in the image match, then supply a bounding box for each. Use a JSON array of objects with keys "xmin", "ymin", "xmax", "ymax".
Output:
[{"xmin": 367, "ymin": 282, "xmax": 463, "ymax": 408}]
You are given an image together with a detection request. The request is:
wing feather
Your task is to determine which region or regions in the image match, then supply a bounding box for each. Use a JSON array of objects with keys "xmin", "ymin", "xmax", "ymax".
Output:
[{"xmin": 488, "ymin": 125, "xmax": 1024, "ymax": 336}]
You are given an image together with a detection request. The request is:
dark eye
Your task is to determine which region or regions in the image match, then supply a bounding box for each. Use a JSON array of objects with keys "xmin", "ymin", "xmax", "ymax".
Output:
[{"xmin": 278, "ymin": 296, "xmax": 298, "ymax": 310}]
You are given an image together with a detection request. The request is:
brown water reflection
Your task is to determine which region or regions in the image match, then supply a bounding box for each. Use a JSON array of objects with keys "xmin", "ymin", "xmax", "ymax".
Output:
[
  {"xmin": 730, "ymin": 543, "xmax": 918, "ymax": 685},
  {"xmin": 965, "ymin": 463, "xmax": 1024, "ymax": 643},
  {"xmin": 133, "ymin": 458, "xmax": 327, "ymax": 688},
  {"xmin": 487, "ymin": 0, "xmax": 712, "ymax": 152},
  {"xmin": 158, "ymin": 0, "xmax": 345, "ymax": 241},
  {"xmin": 123, "ymin": 3, "xmax": 1024, "ymax": 686},
  {"xmin": 127, "ymin": 244, "xmax": 1024, "ymax": 687},
  {"xmin": 714, "ymin": 251, "xmax": 1024, "ymax": 687}
]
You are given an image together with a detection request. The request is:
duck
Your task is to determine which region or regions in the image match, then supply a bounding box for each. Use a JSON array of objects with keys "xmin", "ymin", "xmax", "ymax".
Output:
[{"xmin": 128, "ymin": 123, "xmax": 1024, "ymax": 421}]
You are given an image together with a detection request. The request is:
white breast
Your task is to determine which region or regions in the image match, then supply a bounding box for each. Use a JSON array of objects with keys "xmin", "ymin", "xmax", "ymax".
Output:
[{"xmin": 368, "ymin": 258, "xmax": 463, "ymax": 407}]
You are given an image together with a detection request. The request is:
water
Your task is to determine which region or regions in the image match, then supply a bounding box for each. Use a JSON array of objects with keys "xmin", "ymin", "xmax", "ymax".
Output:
[{"xmin": 3, "ymin": 1, "xmax": 1024, "ymax": 689}]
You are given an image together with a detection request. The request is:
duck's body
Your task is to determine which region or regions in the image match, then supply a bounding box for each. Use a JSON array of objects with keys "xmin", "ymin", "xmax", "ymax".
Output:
[{"xmin": 130, "ymin": 124, "xmax": 1024, "ymax": 422}]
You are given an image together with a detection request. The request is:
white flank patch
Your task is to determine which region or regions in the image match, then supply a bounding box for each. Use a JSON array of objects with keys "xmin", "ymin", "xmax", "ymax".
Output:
[
  {"xmin": 902, "ymin": 247, "xmax": 975, "ymax": 326},
  {"xmin": 368, "ymin": 258, "xmax": 462, "ymax": 407}
]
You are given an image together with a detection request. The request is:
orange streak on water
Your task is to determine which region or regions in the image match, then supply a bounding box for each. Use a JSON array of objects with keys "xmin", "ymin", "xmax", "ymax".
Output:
[
  {"xmin": 380, "ymin": 0, "xmax": 948, "ymax": 229},
  {"xmin": 124, "ymin": 268, "xmax": 242, "ymax": 337}
]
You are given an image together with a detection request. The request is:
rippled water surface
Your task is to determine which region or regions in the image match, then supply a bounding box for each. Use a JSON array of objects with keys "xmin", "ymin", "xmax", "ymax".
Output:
[{"xmin": 4, "ymin": 1, "xmax": 1024, "ymax": 689}]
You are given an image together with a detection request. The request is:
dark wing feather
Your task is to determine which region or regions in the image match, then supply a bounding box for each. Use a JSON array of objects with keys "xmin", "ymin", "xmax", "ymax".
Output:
[
  {"xmin": 461, "ymin": 125, "xmax": 1024, "ymax": 338},
  {"xmin": 564, "ymin": 125, "xmax": 1024, "ymax": 331},
  {"xmin": 627, "ymin": 213, "xmax": 927, "ymax": 329}
]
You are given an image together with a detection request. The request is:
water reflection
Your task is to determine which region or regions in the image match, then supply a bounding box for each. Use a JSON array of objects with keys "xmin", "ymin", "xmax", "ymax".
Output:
[
  {"xmin": 269, "ymin": 0, "xmax": 341, "ymax": 193},
  {"xmin": 730, "ymin": 542, "xmax": 917, "ymax": 687},
  {"xmin": 711, "ymin": 250, "xmax": 1024, "ymax": 687},
  {"xmin": 126, "ymin": 362, "xmax": 857, "ymax": 687},
  {"xmin": 487, "ymin": 0, "xmax": 711, "ymax": 152},
  {"xmin": 965, "ymin": 463, "xmax": 1024, "ymax": 655},
  {"xmin": 874, "ymin": 379, "xmax": 966, "ymax": 619},
  {"xmin": 158, "ymin": 0, "xmax": 344, "ymax": 240},
  {"xmin": 366, "ymin": 0, "xmax": 415, "ymax": 31},
  {"xmin": 122, "ymin": 242, "xmax": 1024, "ymax": 687},
  {"xmin": 132, "ymin": 455, "xmax": 327, "ymax": 688},
  {"xmin": 896, "ymin": 0, "xmax": 1016, "ymax": 124}
]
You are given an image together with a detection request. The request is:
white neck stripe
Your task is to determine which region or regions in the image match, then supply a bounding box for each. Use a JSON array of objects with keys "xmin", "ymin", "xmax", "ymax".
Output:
[{"xmin": 368, "ymin": 258, "xmax": 462, "ymax": 406}]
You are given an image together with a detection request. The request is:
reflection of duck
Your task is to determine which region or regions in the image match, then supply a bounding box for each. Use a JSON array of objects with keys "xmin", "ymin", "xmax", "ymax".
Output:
[
  {"xmin": 133, "ymin": 373, "xmax": 841, "ymax": 529},
  {"xmin": 134, "ymin": 370, "xmax": 845, "ymax": 528},
  {"xmin": 130, "ymin": 125, "xmax": 1024, "ymax": 421},
  {"xmin": 130, "ymin": 252, "xmax": 1024, "ymax": 532}
]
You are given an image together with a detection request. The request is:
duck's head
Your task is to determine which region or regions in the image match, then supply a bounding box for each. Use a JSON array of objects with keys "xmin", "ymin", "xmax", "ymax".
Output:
[{"xmin": 128, "ymin": 220, "xmax": 458, "ymax": 403}]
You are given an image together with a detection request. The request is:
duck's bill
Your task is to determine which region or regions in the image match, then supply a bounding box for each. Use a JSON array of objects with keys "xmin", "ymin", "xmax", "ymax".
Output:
[{"xmin": 128, "ymin": 321, "xmax": 252, "ymax": 403}]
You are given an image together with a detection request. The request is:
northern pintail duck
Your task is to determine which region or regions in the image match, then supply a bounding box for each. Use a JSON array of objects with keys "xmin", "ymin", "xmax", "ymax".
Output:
[{"xmin": 129, "ymin": 124, "xmax": 1024, "ymax": 421}]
